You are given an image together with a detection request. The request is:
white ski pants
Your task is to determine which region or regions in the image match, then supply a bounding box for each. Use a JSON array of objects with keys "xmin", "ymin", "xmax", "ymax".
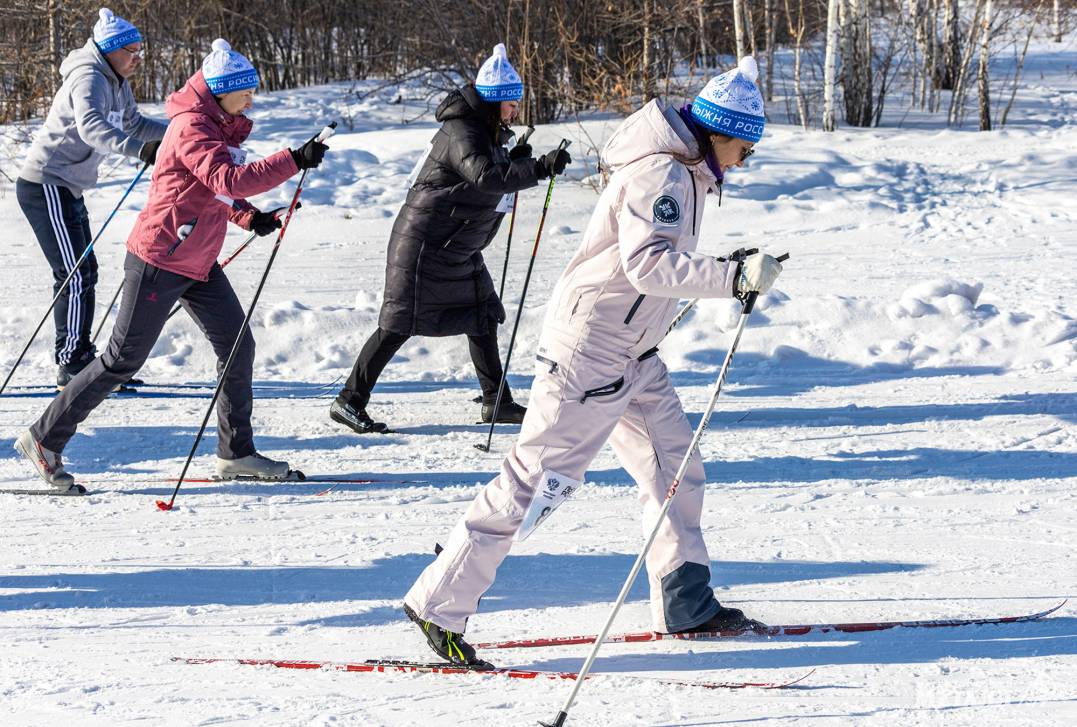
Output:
[{"xmin": 405, "ymin": 349, "xmax": 721, "ymax": 633}]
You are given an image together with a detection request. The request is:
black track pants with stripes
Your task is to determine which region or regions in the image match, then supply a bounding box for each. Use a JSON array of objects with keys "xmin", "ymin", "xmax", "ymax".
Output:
[{"xmin": 16, "ymin": 178, "xmax": 98, "ymax": 368}]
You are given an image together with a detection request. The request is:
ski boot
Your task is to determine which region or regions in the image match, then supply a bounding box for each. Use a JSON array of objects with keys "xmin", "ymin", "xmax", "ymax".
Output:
[
  {"xmin": 215, "ymin": 453, "xmax": 302, "ymax": 481},
  {"xmin": 675, "ymin": 606, "xmax": 768, "ymax": 635},
  {"xmin": 480, "ymin": 400, "xmax": 527, "ymax": 424},
  {"xmin": 330, "ymin": 399, "xmax": 389, "ymax": 434},
  {"xmin": 14, "ymin": 430, "xmax": 85, "ymax": 493},
  {"xmin": 403, "ymin": 603, "xmax": 492, "ymax": 669}
]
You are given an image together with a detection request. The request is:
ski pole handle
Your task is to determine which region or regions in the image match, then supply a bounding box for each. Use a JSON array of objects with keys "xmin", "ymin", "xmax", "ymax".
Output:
[
  {"xmin": 315, "ymin": 121, "xmax": 337, "ymax": 143},
  {"xmin": 739, "ymin": 252, "xmax": 789, "ymax": 314},
  {"xmin": 519, "ymin": 125, "xmax": 536, "ymax": 145}
]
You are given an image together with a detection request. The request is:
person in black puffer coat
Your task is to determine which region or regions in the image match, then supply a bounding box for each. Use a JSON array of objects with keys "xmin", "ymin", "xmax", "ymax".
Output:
[{"xmin": 332, "ymin": 44, "xmax": 571, "ymax": 434}]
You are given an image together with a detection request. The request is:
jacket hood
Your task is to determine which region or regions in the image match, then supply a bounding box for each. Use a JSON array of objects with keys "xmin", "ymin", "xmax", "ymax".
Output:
[
  {"xmin": 436, "ymin": 86, "xmax": 492, "ymax": 124},
  {"xmin": 602, "ymin": 99, "xmax": 718, "ymax": 188},
  {"xmin": 60, "ymin": 39, "xmax": 121, "ymax": 86},
  {"xmin": 166, "ymin": 70, "xmax": 253, "ymax": 142}
]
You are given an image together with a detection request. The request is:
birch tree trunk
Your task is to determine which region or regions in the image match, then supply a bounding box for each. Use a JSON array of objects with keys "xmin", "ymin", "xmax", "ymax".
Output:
[
  {"xmin": 764, "ymin": 0, "xmax": 776, "ymax": 100},
  {"xmin": 842, "ymin": 0, "xmax": 873, "ymax": 126},
  {"xmin": 47, "ymin": 0, "xmax": 63, "ymax": 95},
  {"xmin": 978, "ymin": 0, "xmax": 992, "ymax": 130},
  {"xmin": 697, "ymin": 0, "xmax": 709, "ymax": 67},
  {"xmin": 1054, "ymin": 0, "xmax": 1062, "ymax": 42},
  {"xmin": 942, "ymin": 0, "xmax": 960, "ymax": 89},
  {"xmin": 823, "ymin": 0, "xmax": 841, "ymax": 131},
  {"xmin": 733, "ymin": 0, "xmax": 747, "ymax": 59}
]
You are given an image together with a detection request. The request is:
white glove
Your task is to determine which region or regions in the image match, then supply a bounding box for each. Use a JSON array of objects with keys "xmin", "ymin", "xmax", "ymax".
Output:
[{"xmin": 737, "ymin": 253, "xmax": 783, "ymax": 295}]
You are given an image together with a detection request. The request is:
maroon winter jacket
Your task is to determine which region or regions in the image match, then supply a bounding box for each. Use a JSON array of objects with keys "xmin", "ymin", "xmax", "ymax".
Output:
[{"xmin": 126, "ymin": 70, "xmax": 298, "ymax": 281}]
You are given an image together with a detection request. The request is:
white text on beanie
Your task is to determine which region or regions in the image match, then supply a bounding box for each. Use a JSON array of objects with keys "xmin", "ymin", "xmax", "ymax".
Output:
[
  {"xmin": 475, "ymin": 44, "xmax": 524, "ymax": 102},
  {"xmin": 691, "ymin": 57, "xmax": 766, "ymax": 143},
  {"xmin": 202, "ymin": 39, "xmax": 259, "ymax": 95},
  {"xmin": 93, "ymin": 7, "xmax": 141, "ymax": 54}
]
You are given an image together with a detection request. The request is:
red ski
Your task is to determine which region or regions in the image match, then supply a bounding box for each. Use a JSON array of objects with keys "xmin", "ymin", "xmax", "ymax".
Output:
[
  {"xmin": 474, "ymin": 600, "xmax": 1067, "ymax": 650},
  {"xmin": 175, "ymin": 657, "xmax": 812, "ymax": 690}
]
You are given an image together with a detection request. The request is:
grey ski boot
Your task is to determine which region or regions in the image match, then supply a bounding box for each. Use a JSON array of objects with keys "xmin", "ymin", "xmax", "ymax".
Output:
[{"xmin": 215, "ymin": 453, "xmax": 302, "ymax": 481}]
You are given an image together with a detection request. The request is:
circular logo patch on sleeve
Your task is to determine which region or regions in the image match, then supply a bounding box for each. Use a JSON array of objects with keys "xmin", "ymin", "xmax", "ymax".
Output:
[{"xmin": 652, "ymin": 195, "xmax": 681, "ymax": 225}]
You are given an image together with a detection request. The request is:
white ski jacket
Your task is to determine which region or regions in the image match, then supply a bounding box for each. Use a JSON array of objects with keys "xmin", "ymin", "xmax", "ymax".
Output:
[{"xmin": 538, "ymin": 99, "xmax": 738, "ymax": 368}]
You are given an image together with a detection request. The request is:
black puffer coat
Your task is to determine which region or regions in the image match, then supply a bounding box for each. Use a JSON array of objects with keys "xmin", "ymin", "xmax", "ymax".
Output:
[{"xmin": 378, "ymin": 86, "xmax": 540, "ymax": 337}]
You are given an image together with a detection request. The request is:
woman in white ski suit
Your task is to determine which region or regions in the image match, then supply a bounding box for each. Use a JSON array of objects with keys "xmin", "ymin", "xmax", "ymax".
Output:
[{"xmin": 405, "ymin": 57, "xmax": 782, "ymax": 659}]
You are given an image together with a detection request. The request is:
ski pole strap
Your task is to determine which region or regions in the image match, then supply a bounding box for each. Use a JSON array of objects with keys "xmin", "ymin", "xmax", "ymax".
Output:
[{"xmin": 735, "ymin": 252, "xmax": 790, "ymax": 312}]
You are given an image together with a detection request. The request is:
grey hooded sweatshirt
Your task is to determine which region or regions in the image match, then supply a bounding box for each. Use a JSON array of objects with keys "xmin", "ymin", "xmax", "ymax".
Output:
[{"xmin": 19, "ymin": 39, "xmax": 167, "ymax": 197}]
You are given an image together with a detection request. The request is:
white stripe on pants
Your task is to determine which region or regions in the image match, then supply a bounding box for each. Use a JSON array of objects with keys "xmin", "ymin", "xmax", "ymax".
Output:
[
  {"xmin": 43, "ymin": 183, "xmax": 83, "ymax": 365},
  {"xmin": 404, "ymin": 351, "xmax": 714, "ymax": 633}
]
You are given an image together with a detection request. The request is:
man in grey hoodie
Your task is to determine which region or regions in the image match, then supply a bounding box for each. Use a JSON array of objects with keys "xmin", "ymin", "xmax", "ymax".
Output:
[{"xmin": 16, "ymin": 7, "xmax": 166, "ymax": 388}]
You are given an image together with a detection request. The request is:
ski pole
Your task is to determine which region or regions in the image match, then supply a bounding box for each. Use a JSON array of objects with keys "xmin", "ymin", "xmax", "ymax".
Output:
[
  {"xmin": 91, "ymin": 277, "xmax": 127, "ymax": 345},
  {"xmin": 540, "ymin": 256, "xmax": 789, "ymax": 727},
  {"xmin": 666, "ymin": 252, "xmax": 788, "ymax": 335},
  {"xmin": 155, "ymin": 123, "xmax": 336, "ymax": 512},
  {"xmin": 2, "ymin": 163, "xmax": 148, "ymax": 395},
  {"xmin": 475, "ymin": 138, "xmax": 570, "ymax": 453},
  {"xmin": 498, "ymin": 125, "xmax": 535, "ymax": 301},
  {"xmin": 163, "ymin": 204, "xmax": 297, "ymax": 323}
]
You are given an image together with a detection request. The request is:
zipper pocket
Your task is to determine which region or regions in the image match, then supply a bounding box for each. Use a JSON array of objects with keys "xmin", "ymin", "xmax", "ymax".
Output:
[
  {"xmin": 168, "ymin": 219, "xmax": 197, "ymax": 256},
  {"xmin": 624, "ymin": 293, "xmax": 646, "ymax": 324},
  {"xmin": 580, "ymin": 376, "xmax": 625, "ymax": 404},
  {"xmin": 536, "ymin": 354, "xmax": 559, "ymax": 374}
]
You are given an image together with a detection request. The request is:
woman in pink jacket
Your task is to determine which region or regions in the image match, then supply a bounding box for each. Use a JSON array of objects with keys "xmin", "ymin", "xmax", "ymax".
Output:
[
  {"xmin": 404, "ymin": 58, "xmax": 784, "ymax": 665},
  {"xmin": 17, "ymin": 39, "xmax": 328, "ymax": 492}
]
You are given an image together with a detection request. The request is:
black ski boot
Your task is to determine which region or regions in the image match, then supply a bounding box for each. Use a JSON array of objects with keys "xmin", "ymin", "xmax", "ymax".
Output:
[
  {"xmin": 676, "ymin": 606, "xmax": 768, "ymax": 634},
  {"xmin": 330, "ymin": 399, "xmax": 389, "ymax": 434},
  {"xmin": 480, "ymin": 400, "xmax": 527, "ymax": 424},
  {"xmin": 403, "ymin": 604, "xmax": 492, "ymax": 669}
]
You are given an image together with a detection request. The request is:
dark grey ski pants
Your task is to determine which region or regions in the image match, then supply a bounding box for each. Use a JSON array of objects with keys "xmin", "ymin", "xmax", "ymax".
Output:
[{"xmin": 32, "ymin": 252, "xmax": 257, "ymax": 459}]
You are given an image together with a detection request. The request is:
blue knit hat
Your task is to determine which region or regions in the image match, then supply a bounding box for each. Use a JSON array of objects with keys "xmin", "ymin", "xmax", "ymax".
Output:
[
  {"xmin": 475, "ymin": 44, "xmax": 523, "ymax": 102},
  {"xmin": 691, "ymin": 57, "xmax": 765, "ymax": 143},
  {"xmin": 202, "ymin": 39, "xmax": 259, "ymax": 95},
  {"xmin": 93, "ymin": 8, "xmax": 141, "ymax": 54}
]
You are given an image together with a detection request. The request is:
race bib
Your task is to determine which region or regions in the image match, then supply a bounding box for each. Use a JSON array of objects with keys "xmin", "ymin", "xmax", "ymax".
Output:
[
  {"xmin": 496, "ymin": 192, "xmax": 516, "ymax": 214},
  {"xmin": 106, "ymin": 111, "xmax": 123, "ymax": 130},
  {"xmin": 228, "ymin": 145, "xmax": 248, "ymax": 165},
  {"xmin": 406, "ymin": 142, "xmax": 434, "ymax": 188},
  {"xmin": 214, "ymin": 147, "xmax": 249, "ymax": 206},
  {"xmin": 514, "ymin": 470, "xmax": 582, "ymax": 542}
]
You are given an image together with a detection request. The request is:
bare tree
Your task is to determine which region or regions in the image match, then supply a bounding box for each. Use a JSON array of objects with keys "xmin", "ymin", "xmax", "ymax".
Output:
[
  {"xmin": 941, "ymin": 0, "xmax": 961, "ymax": 89},
  {"xmin": 1054, "ymin": 0, "xmax": 1062, "ymax": 41},
  {"xmin": 842, "ymin": 0, "xmax": 873, "ymax": 126},
  {"xmin": 733, "ymin": 0, "xmax": 747, "ymax": 59},
  {"xmin": 977, "ymin": 0, "xmax": 992, "ymax": 130},
  {"xmin": 763, "ymin": 0, "xmax": 777, "ymax": 100},
  {"xmin": 822, "ymin": 0, "xmax": 841, "ymax": 131}
]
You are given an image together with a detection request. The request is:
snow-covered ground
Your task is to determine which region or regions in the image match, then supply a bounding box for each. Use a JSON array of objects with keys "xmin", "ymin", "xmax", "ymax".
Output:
[{"xmin": 1, "ymin": 35, "xmax": 1075, "ymax": 727}]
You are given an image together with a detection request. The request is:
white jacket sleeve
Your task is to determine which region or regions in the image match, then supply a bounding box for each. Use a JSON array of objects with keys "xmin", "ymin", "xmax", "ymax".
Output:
[
  {"xmin": 616, "ymin": 160, "xmax": 737, "ymax": 299},
  {"xmin": 70, "ymin": 71, "xmax": 142, "ymax": 158}
]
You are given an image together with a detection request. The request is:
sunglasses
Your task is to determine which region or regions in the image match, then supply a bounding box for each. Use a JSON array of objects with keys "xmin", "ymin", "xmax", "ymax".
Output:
[{"xmin": 740, "ymin": 145, "xmax": 755, "ymax": 162}]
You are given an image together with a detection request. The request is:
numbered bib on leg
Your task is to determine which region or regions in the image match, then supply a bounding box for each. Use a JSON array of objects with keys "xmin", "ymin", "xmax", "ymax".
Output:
[{"xmin": 514, "ymin": 470, "xmax": 581, "ymax": 542}]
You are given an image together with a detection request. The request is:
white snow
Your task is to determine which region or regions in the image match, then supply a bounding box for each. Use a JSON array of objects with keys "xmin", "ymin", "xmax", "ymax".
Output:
[{"xmin": 0, "ymin": 36, "xmax": 1075, "ymax": 727}]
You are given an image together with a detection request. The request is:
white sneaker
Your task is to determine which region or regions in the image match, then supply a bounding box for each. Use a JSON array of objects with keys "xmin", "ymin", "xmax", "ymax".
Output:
[
  {"xmin": 216, "ymin": 452, "xmax": 292, "ymax": 481},
  {"xmin": 14, "ymin": 430, "xmax": 76, "ymax": 489}
]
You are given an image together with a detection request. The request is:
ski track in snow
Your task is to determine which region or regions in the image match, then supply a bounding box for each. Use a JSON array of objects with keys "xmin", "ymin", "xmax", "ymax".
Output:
[{"xmin": 0, "ymin": 39, "xmax": 1075, "ymax": 727}]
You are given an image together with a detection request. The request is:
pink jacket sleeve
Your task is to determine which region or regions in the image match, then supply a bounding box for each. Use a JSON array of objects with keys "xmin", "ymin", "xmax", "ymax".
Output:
[
  {"xmin": 175, "ymin": 115, "xmax": 299, "ymax": 201},
  {"xmin": 229, "ymin": 200, "xmax": 257, "ymax": 230}
]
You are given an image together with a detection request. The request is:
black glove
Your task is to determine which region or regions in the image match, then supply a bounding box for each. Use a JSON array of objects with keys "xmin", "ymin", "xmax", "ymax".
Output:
[
  {"xmin": 251, "ymin": 210, "xmax": 283, "ymax": 237},
  {"xmin": 509, "ymin": 143, "xmax": 533, "ymax": 161},
  {"xmin": 535, "ymin": 148, "xmax": 571, "ymax": 179},
  {"xmin": 138, "ymin": 140, "xmax": 162, "ymax": 166},
  {"xmin": 290, "ymin": 138, "xmax": 328, "ymax": 170}
]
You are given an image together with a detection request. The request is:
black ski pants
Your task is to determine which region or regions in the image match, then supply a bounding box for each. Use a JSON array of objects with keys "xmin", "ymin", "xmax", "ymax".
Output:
[
  {"xmin": 32, "ymin": 252, "xmax": 257, "ymax": 459},
  {"xmin": 339, "ymin": 322, "xmax": 511, "ymax": 411},
  {"xmin": 16, "ymin": 178, "xmax": 98, "ymax": 368}
]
